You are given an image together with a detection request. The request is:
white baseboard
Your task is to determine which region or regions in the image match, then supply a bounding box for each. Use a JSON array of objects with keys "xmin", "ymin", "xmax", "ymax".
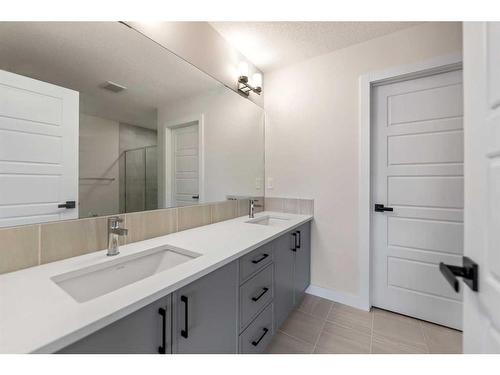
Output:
[{"xmin": 306, "ymin": 284, "xmax": 370, "ymax": 311}]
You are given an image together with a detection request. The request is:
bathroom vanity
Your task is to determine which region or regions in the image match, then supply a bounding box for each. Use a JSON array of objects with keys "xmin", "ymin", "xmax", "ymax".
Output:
[
  {"xmin": 0, "ymin": 212, "xmax": 311, "ymax": 353},
  {"xmin": 59, "ymin": 220, "xmax": 310, "ymax": 354}
]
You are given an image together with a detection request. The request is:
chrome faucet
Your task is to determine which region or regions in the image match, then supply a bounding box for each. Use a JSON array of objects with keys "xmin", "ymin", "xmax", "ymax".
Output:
[
  {"xmin": 107, "ymin": 216, "xmax": 128, "ymax": 256},
  {"xmin": 249, "ymin": 199, "xmax": 263, "ymax": 218}
]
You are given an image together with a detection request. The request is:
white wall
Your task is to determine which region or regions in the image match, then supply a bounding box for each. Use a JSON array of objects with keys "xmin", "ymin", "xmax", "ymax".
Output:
[
  {"xmin": 79, "ymin": 114, "xmax": 119, "ymax": 218},
  {"xmin": 158, "ymin": 87, "xmax": 265, "ymax": 207},
  {"xmin": 127, "ymin": 22, "xmax": 264, "ymax": 107},
  {"xmin": 264, "ymin": 22, "xmax": 463, "ymax": 304}
]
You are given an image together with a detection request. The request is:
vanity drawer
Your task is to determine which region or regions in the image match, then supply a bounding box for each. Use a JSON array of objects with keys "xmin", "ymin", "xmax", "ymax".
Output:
[
  {"xmin": 239, "ymin": 242, "xmax": 273, "ymax": 282},
  {"xmin": 239, "ymin": 263, "xmax": 273, "ymax": 331},
  {"xmin": 239, "ymin": 302, "xmax": 273, "ymax": 354}
]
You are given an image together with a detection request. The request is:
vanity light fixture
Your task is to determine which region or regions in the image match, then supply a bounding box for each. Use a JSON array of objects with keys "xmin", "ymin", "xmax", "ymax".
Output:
[{"xmin": 238, "ymin": 62, "xmax": 262, "ymax": 97}]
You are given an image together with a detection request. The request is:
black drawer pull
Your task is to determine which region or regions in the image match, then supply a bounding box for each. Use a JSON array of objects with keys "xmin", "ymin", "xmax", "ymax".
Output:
[
  {"xmin": 181, "ymin": 295, "xmax": 189, "ymax": 339},
  {"xmin": 158, "ymin": 307, "xmax": 167, "ymax": 354},
  {"xmin": 251, "ymin": 253, "xmax": 269, "ymax": 264},
  {"xmin": 296, "ymin": 230, "xmax": 301, "ymax": 249},
  {"xmin": 291, "ymin": 232, "xmax": 297, "ymax": 252},
  {"xmin": 251, "ymin": 327, "xmax": 269, "ymax": 347},
  {"xmin": 251, "ymin": 287, "xmax": 269, "ymax": 302}
]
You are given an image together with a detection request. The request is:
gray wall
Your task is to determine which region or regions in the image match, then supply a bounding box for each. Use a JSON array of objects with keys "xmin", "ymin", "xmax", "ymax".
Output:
[{"xmin": 79, "ymin": 114, "xmax": 120, "ymax": 218}]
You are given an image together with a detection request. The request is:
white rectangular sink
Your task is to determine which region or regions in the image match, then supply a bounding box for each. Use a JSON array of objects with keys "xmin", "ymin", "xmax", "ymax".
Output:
[
  {"xmin": 246, "ymin": 215, "xmax": 290, "ymax": 226},
  {"xmin": 51, "ymin": 247, "xmax": 200, "ymax": 303}
]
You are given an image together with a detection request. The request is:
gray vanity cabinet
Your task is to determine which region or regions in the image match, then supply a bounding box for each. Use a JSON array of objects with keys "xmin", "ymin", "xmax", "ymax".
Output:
[
  {"xmin": 57, "ymin": 222, "xmax": 311, "ymax": 354},
  {"xmin": 274, "ymin": 223, "xmax": 311, "ymax": 330},
  {"xmin": 171, "ymin": 260, "xmax": 239, "ymax": 354},
  {"xmin": 58, "ymin": 295, "xmax": 172, "ymax": 354},
  {"xmin": 273, "ymin": 232, "xmax": 296, "ymax": 329},
  {"xmin": 294, "ymin": 222, "xmax": 311, "ymax": 304}
]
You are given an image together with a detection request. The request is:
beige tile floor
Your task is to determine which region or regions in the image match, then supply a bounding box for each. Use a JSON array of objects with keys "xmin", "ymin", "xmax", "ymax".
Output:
[{"xmin": 265, "ymin": 293, "xmax": 462, "ymax": 354}]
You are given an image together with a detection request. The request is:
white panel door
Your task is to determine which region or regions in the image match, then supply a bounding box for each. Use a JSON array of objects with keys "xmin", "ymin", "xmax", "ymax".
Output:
[
  {"xmin": 171, "ymin": 124, "xmax": 199, "ymax": 206},
  {"xmin": 372, "ymin": 69, "xmax": 464, "ymax": 329},
  {"xmin": 0, "ymin": 69, "xmax": 79, "ymax": 227},
  {"xmin": 462, "ymin": 22, "xmax": 500, "ymax": 353}
]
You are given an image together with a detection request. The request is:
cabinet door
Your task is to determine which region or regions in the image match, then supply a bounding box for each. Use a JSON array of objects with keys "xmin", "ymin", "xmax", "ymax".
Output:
[
  {"xmin": 58, "ymin": 296, "xmax": 171, "ymax": 354},
  {"xmin": 294, "ymin": 222, "xmax": 311, "ymax": 304},
  {"xmin": 172, "ymin": 261, "xmax": 239, "ymax": 353},
  {"xmin": 273, "ymin": 232, "xmax": 295, "ymax": 330}
]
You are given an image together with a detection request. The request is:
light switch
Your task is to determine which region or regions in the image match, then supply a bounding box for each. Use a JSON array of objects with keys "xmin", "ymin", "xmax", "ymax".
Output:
[{"xmin": 267, "ymin": 177, "xmax": 273, "ymax": 190}]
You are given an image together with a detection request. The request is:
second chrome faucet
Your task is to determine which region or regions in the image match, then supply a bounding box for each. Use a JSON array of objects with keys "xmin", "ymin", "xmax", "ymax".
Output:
[{"xmin": 248, "ymin": 199, "xmax": 263, "ymax": 218}]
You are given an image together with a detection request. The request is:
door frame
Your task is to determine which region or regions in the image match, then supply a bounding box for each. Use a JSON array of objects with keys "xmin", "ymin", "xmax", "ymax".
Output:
[
  {"xmin": 357, "ymin": 53, "xmax": 463, "ymax": 311},
  {"xmin": 162, "ymin": 114, "xmax": 205, "ymax": 208}
]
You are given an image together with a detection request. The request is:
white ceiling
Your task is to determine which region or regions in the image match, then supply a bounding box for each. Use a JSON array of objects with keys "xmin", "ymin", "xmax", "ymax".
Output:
[
  {"xmin": 0, "ymin": 22, "xmax": 220, "ymax": 129},
  {"xmin": 210, "ymin": 22, "xmax": 423, "ymax": 72}
]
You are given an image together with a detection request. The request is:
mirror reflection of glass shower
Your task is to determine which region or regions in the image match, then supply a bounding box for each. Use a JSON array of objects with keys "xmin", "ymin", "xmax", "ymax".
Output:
[{"xmin": 122, "ymin": 145, "xmax": 158, "ymax": 213}]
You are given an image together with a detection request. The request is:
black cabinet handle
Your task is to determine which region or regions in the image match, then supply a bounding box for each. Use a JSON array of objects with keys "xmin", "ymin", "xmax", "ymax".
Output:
[
  {"xmin": 296, "ymin": 230, "xmax": 301, "ymax": 249},
  {"xmin": 192, "ymin": 195, "xmax": 199, "ymax": 199},
  {"xmin": 439, "ymin": 256, "xmax": 479, "ymax": 292},
  {"xmin": 251, "ymin": 253, "xmax": 269, "ymax": 264},
  {"xmin": 291, "ymin": 232, "xmax": 297, "ymax": 252},
  {"xmin": 251, "ymin": 327, "xmax": 269, "ymax": 347},
  {"xmin": 181, "ymin": 295, "xmax": 189, "ymax": 339},
  {"xmin": 158, "ymin": 307, "xmax": 167, "ymax": 354},
  {"xmin": 58, "ymin": 200, "xmax": 76, "ymax": 209},
  {"xmin": 374, "ymin": 204, "xmax": 393, "ymax": 212},
  {"xmin": 251, "ymin": 287, "xmax": 269, "ymax": 302}
]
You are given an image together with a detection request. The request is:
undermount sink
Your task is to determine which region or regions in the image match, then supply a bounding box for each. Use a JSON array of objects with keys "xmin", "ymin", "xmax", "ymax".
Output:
[
  {"xmin": 51, "ymin": 247, "xmax": 201, "ymax": 303},
  {"xmin": 246, "ymin": 215, "xmax": 290, "ymax": 226}
]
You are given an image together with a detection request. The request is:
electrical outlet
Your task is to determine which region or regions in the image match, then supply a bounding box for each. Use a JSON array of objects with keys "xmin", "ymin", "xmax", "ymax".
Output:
[{"xmin": 255, "ymin": 177, "xmax": 261, "ymax": 190}]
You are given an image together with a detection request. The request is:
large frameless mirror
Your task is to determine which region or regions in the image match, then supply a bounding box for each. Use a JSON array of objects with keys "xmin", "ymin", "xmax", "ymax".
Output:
[{"xmin": 0, "ymin": 22, "xmax": 265, "ymax": 227}]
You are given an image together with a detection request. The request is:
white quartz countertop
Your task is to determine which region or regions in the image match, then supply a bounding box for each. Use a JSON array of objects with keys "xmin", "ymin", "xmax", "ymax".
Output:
[{"xmin": 0, "ymin": 211, "xmax": 312, "ymax": 353}]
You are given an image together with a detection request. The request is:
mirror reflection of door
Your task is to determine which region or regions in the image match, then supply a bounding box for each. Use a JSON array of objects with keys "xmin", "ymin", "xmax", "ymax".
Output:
[
  {"xmin": 171, "ymin": 122, "xmax": 200, "ymax": 207},
  {"xmin": 0, "ymin": 69, "xmax": 79, "ymax": 227}
]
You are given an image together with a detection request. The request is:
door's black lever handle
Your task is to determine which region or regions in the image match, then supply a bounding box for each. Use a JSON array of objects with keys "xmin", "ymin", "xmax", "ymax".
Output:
[
  {"xmin": 58, "ymin": 200, "xmax": 76, "ymax": 209},
  {"xmin": 374, "ymin": 204, "xmax": 393, "ymax": 212},
  {"xmin": 439, "ymin": 256, "xmax": 479, "ymax": 293}
]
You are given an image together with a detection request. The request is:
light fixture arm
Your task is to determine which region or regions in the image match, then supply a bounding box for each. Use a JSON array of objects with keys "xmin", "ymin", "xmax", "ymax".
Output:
[{"xmin": 238, "ymin": 75, "xmax": 262, "ymax": 96}]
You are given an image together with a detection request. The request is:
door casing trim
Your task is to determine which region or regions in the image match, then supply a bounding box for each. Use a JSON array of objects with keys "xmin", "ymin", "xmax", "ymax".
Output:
[{"xmin": 358, "ymin": 53, "xmax": 463, "ymax": 311}]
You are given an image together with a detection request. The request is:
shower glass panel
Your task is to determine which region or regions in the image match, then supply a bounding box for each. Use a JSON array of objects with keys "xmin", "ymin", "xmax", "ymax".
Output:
[
  {"xmin": 145, "ymin": 146, "xmax": 158, "ymax": 211},
  {"xmin": 124, "ymin": 146, "xmax": 158, "ymax": 213}
]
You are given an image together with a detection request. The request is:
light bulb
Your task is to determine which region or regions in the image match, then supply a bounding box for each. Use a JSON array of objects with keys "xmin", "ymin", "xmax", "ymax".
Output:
[
  {"xmin": 238, "ymin": 61, "xmax": 249, "ymax": 78},
  {"xmin": 251, "ymin": 73, "xmax": 262, "ymax": 88}
]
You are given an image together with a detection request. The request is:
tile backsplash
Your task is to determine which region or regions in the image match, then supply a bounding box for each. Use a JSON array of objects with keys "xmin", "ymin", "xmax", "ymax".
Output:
[
  {"xmin": 0, "ymin": 198, "xmax": 262, "ymax": 275},
  {"xmin": 0, "ymin": 196, "xmax": 312, "ymax": 275},
  {"xmin": 264, "ymin": 197, "xmax": 314, "ymax": 215},
  {"xmin": 0, "ymin": 225, "xmax": 39, "ymax": 275}
]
